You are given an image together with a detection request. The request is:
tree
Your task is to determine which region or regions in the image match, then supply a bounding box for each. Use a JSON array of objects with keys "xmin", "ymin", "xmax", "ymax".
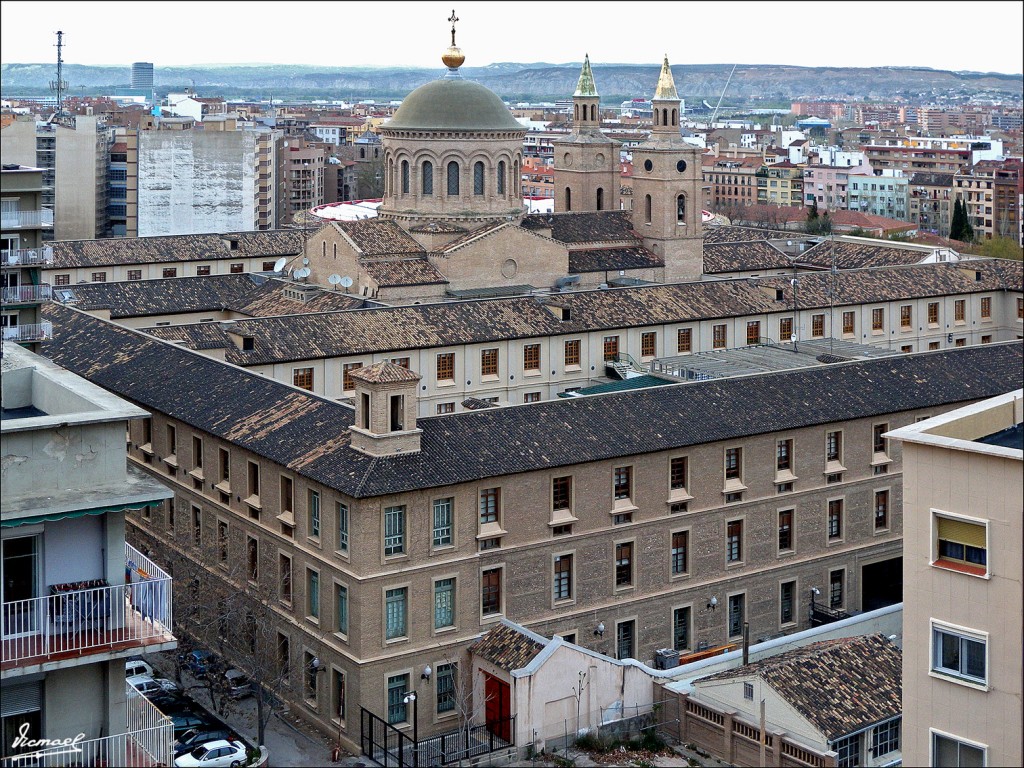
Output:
[
  {"xmin": 978, "ymin": 236, "xmax": 1024, "ymax": 262},
  {"xmin": 950, "ymin": 198, "xmax": 975, "ymax": 242}
]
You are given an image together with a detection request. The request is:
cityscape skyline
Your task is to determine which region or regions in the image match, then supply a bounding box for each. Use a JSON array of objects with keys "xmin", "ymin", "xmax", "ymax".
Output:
[{"xmin": 1, "ymin": 0, "xmax": 1023, "ymax": 76}]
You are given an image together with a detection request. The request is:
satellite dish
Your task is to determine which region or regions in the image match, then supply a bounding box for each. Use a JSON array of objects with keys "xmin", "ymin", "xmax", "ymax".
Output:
[
  {"xmin": 302, "ymin": 258, "xmax": 310, "ymax": 266},
  {"xmin": 340, "ymin": 275, "xmax": 353, "ymax": 288},
  {"xmin": 295, "ymin": 267, "xmax": 311, "ymax": 279},
  {"xmin": 328, "ymin": 274, "xmax": 342, "ymax": 285},
  {"xmin": 273, "ymin": 257, "xmax": 287, "ymax": 273}
]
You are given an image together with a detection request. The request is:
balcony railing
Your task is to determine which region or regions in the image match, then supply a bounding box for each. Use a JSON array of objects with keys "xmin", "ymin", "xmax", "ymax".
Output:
[
  {"xmin": 1, "ymin": 210, "xmax": 54, "ymax": 229},
  {"xmin": 2, "ymin": 284, "xmax": 52, "ymax": 303},
  {"xmin": 1, "ymin": 544, "xmax": 173, "ymax": 670},
  {"xmin": 0, "ymin": 682, "xmax": 172, "ymax": 767},
  {"xmin": 1, "ymin": 322, "xmax": 53, "ymax": 343},
  {"xmin": 1, "ymin": 247, "xmax": 54, "ymax": 266}
]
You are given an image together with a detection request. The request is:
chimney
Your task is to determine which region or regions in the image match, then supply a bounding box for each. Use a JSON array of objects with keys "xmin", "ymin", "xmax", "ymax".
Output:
[{"xmin": 348, "ymin": 361, "xmax": 422, "ymax": 457}]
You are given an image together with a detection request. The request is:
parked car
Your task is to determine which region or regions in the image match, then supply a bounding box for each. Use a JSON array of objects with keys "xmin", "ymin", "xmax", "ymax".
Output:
[
  {"xmin": 128, "ymin": 674, "xmax": 180, "ymax": 697},
  {"xmin": 174, "ymin": 727, "xmax": 238, "ymax": 759},
  {"xmin": 169, "ymin": 711, "xmax": 218, "ymax": 740},
  {"xmin": 148, "ymin": 692, "xmax": 195, "ymax": 716},
  {"xmin": 181, "ymin": 649, "xmax": 217, "ymax": 678},
  {"xmin": 125, "ymin": 657, "xmax": 155, "ymax": 678},
  {"xmin": 173, "ymin": 739, "xmax": 247, "ymax": 768},
  {"xmin": 222, "ymin": 669, "xmax": 253, "ymax": 699}
]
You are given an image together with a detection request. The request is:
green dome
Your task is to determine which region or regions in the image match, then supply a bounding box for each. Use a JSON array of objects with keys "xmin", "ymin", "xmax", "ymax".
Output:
[{"xmin": 384, "ymin": 78, "xmax": 523, "ymax": 132}]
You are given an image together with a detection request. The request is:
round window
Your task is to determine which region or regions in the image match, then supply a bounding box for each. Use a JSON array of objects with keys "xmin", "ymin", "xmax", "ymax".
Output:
[
  {"xmin": 676, "ymin": 160, "xmax": 687, "ymax": 173},
  {"xmin": 563, "ymin": 153, "xmax": 573, "ymax": 167},
  {"xmin": 643, "ymin": 159, "xmax": 653, "ymax": 172},
  {"xmin": 501, "ymin": 259, "xmax": 518, "ymax": 278}
]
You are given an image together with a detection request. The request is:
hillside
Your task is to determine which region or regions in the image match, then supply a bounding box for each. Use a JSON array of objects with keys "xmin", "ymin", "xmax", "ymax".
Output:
[{"xmin": 2, "ymin": 61, "xmax": 1021, "ymax": 104}]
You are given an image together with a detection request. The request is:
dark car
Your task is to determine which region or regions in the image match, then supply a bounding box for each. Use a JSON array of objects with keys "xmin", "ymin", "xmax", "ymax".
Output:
[
  {"xmin": 170, "ymin": 711, "xmax": 217, "ymax": 739},
  {"xmin": 181, "ymin": 649, "xmax": 217, "ymax": 678},
  {"xmin": 149, "ymin": 693, "xmax": 196, "ymax": 716},
  {"xmin": 174, "ymin": 726, "xmax": 238, "ymax": 758}
]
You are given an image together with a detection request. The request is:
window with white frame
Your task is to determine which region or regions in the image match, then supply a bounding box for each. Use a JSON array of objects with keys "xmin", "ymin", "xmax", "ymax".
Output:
[
  {"xmin": 933, "ymin": 512, "xmax": 988, "ymax": 576},
  {"xmin": 871, "ymin": 719, "xmax": 900, "ymax": 759},
  {"xmin": 833, "ymin": 733, "xmax": 861, "ymax": 768},
  {"xmin": 932, "ymin": 731, "xmax": 986, "ymax": 767},
  {"xmin": 932, "ymin": 622, "xmax": 987, "ymax": 685}
]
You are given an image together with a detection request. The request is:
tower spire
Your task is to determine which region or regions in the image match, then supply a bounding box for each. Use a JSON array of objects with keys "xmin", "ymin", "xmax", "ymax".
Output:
[
  {"xmin": 574, "ymin": 54, "xmax": 599, "ymax": 97},
  {"xmin": 654, "ymin": 54, "xmax": 678, "ymax": 101}
]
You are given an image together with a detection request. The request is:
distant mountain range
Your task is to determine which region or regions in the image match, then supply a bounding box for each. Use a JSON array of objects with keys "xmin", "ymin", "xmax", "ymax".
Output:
[{"xmin": 2, "ymin": 61, "xmax": 1021, "ymax": 104}]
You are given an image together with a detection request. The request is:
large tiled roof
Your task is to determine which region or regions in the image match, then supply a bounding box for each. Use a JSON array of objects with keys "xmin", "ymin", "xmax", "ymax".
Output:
[
  {"xmin": 798, "ymin": 239, "xmax": 934, "ymax": 269},
  {"xmin": 703, "ymin": 241, "xmax": 791, "ymax": 273},
  {"xmin": 60, "ymin": 274, "xmax": 363, "ymax": 318},
  {"xmin": 696, "ymin": 634, "xmax": 902, "ymax": 741},
  {"xmin": 335, "ymin": 219, "xmax": 425, "ymax": 256},
  {"xmin": 441, "ymin": 221, "xmax": 508, "ymax": 252},
  {"xmin": 521, "ymin": 211, "xmax": 639, "ymax": 244},
  {"xmin": 470, "ymin": 623, "xmax": 546, "ymax": 672},
  {"xmin": 569, "ymin": 247, "xmax": 662, "ymax": 273},
  {"xmin": 703, "ymin": 226, "xmax": 796, "ymax": 244},
  {"xmin": 50, "ymin": 231, "xmax": 305, "ymax": 268},
  {"xmin": 146, "ymin": 260, "xmax": 1022, "ymax": 365},
  {"xmin": 40, "ymin": 303, "xmax": 1023, "ymax": 499},
  {"xmin": 361, "ymin": 258, "xmax": 448, "ymax": 287}
]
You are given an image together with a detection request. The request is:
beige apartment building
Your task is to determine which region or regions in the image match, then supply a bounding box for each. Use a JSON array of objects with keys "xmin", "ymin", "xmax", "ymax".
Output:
[
  {"xmin": 39, "ymin": 301, "xmax": 1022, "ymax": 753},
  {"xmin": 888, "ymin": 391, "xmax": 1023, "ymax": 768},
  {"xmin": 134, "ymin": 260, "xmax": 1024, "ymax": 417}
]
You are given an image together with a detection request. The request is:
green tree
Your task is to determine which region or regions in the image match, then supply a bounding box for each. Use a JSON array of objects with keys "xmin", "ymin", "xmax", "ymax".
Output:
[
  {"xmin": 950, "ymin": 198, "xmax": 975, "ymax": 242},
  {"xmin": 978, "ymin": 237, "xmax": 1024, "ymax": 262}
]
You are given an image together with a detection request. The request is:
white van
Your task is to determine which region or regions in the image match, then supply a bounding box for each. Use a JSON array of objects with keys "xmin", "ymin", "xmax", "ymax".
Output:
[{"xmin": 125, "ymin": 658, "xmax": 155, "ymax": 678}]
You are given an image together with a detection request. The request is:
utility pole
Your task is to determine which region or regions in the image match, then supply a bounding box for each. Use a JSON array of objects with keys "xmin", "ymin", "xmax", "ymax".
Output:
[{"xmin": 49, "ymin": 30, "xmax": 69, "ymax": 122}]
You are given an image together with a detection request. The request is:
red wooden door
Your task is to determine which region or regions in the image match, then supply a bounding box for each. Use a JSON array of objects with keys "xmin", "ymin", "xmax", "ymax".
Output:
[{"xmin": 483, "ymin": 673, "xmax": 511, "ymax": 742}]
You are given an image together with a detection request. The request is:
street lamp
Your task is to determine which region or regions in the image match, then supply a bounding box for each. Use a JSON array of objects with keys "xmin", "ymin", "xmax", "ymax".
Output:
[{"xmin": 403, "ymin": 690, "xmax": 418, "ymax": 767}]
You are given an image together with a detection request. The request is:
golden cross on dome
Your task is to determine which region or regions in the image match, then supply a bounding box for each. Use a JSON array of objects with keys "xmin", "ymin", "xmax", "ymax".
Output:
[{"xmin": 448, "ymin": 9, "xmax": 459, "ymax": 46}]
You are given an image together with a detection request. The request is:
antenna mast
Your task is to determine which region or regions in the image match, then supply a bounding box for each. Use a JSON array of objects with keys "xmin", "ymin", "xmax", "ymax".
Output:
[
  {"xmin": 709, "ymin": 63, "xmax": 737, "ymax": 126},
  {"xmin": 50, "ymin": 30, "xmax": 69, "ymax": 121}
]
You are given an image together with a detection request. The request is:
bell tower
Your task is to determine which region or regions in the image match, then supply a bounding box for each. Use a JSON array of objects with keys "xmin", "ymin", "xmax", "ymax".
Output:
[
  {"xmin": 553, "ymin": 55, "xmax": 620, "ymax": 213},
  {"xmin": 630, "ymin": 55, "xmax": 704, "ymax": 282}
]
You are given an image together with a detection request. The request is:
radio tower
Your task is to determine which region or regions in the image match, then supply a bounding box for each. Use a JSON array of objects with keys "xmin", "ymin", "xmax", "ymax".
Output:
[{"xmin": 49, "ymin": 30, "xmax": 69, "ymax": 121}]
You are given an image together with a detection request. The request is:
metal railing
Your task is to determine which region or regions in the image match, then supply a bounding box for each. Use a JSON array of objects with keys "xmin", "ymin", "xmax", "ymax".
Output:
[
  {"xmin": 1, "ymin": 246, "xmax": 54, "ymax": 266},
  {"xmin": 2, "ymin": 284, "xmax": 52, "ymax": 303},
  {"xmin": 1, "ymin": 322, "xmax": 53, "ymax": 342},
  {"xmin": 1, "ymin": 544, "xmax": 173, "ymax": 666},
  {"xmin": 0, "ymin": 681, "xmax": 172, "ymax": 767},
  {"xmin": 1, "ymin": 210, "xmax": 54, "ymax": 229}
]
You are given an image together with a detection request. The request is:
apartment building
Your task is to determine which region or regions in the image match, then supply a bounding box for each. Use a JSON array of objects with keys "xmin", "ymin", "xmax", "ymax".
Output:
[
  {"xmin": 888, "ymin": 390, "xmax": 1023, "ymax": 768},
  {"xmin": 802, "ymin": 161, "xmax": 873, "ymax": 211},
  {"xmin": 755, "ymin": 162, "xmax": 804, "ymax": 208},
  {"xmin": 1, "ymin": 343, "xmax": 176, "ymax": 766},
  {"xmin": 953, "ymin": 159, "xmax": 1023, "ymax": 243},
  {"xmin": 847, "ymin": 171, "xmax": 909, "ymax": 221},
  {"xmin": 38, "ymin": 302, "xmax": 1022, "ymax": 753},
  {"xmin": 135, "ymin": 260, "xmax": 1023, "ymax": 416},
  {"xmin": 908, "ymin": 172, "xmax": 954, "ymax": 237},
  {"xmin": 862, "ymin": 136, "xmax": 1003, "ymax": 175},
  {"xmin": 702, "ymin": 156, "xmax": 761, "ymax": 210},
  {"xmin": 1, "ymin": 165, "xmax": 53, "ymax": 348}
]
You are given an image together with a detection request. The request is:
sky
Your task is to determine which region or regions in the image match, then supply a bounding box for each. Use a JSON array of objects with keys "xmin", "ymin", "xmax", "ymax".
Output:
[{"xmin": 2, "ymin": 0, "xmax": 1022, "ymax": 75}]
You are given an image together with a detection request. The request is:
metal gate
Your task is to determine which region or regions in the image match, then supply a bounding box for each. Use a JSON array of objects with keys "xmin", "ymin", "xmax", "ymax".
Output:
[{"xmin": 361, "ymin": 707, "xmax": 416, "ymax": 767}]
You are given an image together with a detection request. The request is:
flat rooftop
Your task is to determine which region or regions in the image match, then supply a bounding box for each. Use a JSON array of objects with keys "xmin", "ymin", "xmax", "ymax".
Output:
[{"xmin": 976, "ymin": 422, "xmax": 1023, "ymax": 450}]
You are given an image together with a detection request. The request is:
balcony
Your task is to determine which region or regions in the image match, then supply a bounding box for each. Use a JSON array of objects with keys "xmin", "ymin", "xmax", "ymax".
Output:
[
  {"xmin": 1, "ymin": 210, "xmax": 54, "ymax": 230},
  {"xmin": 2, "ymin": 285, "xmax": 52, "ymax": 304},
  {"xmin": 1, "ymin": 322, "xmax": 53, "ymax": 343},
  {"xmin": 1, "ymin": 247, "xmax": 54, "ymax": 267},
  {"xmin": 1, "ymin": 544, "xmax": 173, "ymax": 673},
  {"xmin": 0, "ymin": 681, "xmax": 173, "ymax": 767}
]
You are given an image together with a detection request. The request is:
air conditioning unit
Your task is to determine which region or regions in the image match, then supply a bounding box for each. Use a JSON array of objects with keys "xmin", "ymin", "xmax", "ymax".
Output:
[{"xmin": 653, "ymin": 648, "xmax": 680, "ymax": 670}]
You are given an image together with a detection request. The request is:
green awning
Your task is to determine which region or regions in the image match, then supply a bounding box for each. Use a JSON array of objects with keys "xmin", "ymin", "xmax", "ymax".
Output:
[{"xmin": 1, "ymin": 500, "xmax": 154, "ymax": 527}]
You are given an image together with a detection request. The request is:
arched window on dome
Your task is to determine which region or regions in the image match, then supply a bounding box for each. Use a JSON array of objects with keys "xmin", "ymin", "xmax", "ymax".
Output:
[
  {"xmin": 474, "ymin": 161, "xmax": 485, "ymax": 196},
  {"xmin": 654, "ymin": 110, "xmax": 659, "ymax": 127},
  {"xmin": 596, "ymin": 188, "xmax": 604, "ymax": 211},
  {"xmin": 447, "ymin": 161, "xmax": 460, "ymax": 196},
  {"xmin": 422, "ymin": 161, "xmax": 433, "ymax": 196},
  {"xmin": 497, "ymin": 161, "xmax": 506, "ymax": 195},
  {"xmin": 565, "ymin": 187, "xmax": 572, "ymax": 212},
  {"xmin": 676, "ymin": 194, "xmax": 686, "ymax": 224},
  {"xmin": 574, "ymin": 104, "xmax": 579, "ymax": 121},
  {"xmin": 645, "ymin": 194, "xmax": 652, "ymax": 224},
  {"xmin": 672, "ymin": 108, "xmax": 677, "ymax": 126},
  {"xmin": 590, "ymin": 105, "xmax": 596, "ymax": 122},
  {"xmin": 401, "ymin": 160, "xmax": 409, "ymax": 194},
  {"xmin": 662, "ymin": 108, "xmax": 668, "ymax": 127}
]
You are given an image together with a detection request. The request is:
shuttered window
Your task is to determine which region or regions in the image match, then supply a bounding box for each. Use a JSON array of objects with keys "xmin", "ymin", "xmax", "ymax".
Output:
[{"xmin": 936, "ymin": 515, "xmax": 987, "ymax": 572}]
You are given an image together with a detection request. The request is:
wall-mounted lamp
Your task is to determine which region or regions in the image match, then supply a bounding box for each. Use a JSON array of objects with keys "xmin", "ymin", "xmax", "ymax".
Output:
[
  {"xmin": 421, "ymin": 665, "xmax": 432, "ymax": 681},
  {"xmin": 707, "ymin": 596, "xmax": 718, "ymax": 611},
  {"xmin": 811, "ymin": 587, "xmax": 820, "ymax": 596},
  {"xmin": 594, "ymin": 622, "xmax": 605, "ymax": 637},
  {"xmin": 310, "ymin": 656, "xmax": 326, "ymax": 673}
]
